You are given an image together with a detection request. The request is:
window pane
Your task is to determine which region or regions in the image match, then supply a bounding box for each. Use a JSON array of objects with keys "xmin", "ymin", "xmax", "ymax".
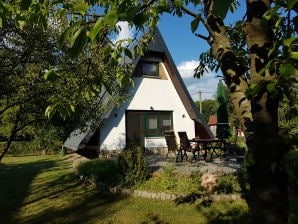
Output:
[
  {"xmin": 162, "ymin": 119, "xmax": 171, "ymax": 127},
  {"xmin": 146, "ymin": 116, "xmax": 158, "ymax": 136},
  {"xmin": 142, "ymin": 62, "xmax": 158, "ymax": 76},
  {"xmin": 148, "ymin": 117, "xmax": 158, "ymax": 129},
  {"xmin": 160, "ymin": 115, "xmax": 172, "ymax": 134}
]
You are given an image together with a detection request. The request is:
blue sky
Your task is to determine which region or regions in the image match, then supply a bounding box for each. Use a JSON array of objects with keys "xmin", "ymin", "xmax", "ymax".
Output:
[{"xmin": 158, "ymin": 13, "xmax": 218, "ymax": 101}]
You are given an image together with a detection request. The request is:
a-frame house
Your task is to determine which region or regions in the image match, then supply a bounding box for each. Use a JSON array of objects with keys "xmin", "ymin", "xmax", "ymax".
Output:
[{"xmin": 63, "ymin": 28, "xmax": 213, "ymax": 154}]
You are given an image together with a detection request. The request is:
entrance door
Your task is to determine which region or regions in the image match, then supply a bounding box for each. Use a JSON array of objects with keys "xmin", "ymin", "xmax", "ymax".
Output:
[{"xmin": 126, "ymin": 111, "xmax": 144, "ymax": 147}]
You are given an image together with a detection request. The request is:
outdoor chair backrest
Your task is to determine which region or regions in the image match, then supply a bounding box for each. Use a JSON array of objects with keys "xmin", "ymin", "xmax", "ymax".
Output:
[
  {"xmin": 178, "ymin": 131, "xmax": 192, "ymax": 151},
  {"xmin": 165, "ymin": 135, "xmax": 178, "ymax": 153}
]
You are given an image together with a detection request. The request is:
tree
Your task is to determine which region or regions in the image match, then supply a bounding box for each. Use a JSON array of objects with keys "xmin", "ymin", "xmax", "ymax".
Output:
[
  {"xmin": 195, "ymin": 99, "xmax": 218, "ymax": 122},
  {"xmin": 216, "ymin": 80, "xmax": 231, "ymax": 139},
  {"xmin": 1, "ymin": 0, "xmax": 297, "ymax": 223},
  {"xmin": 0, "ymin": 17, "xmax": 127, "ymax": 161}
]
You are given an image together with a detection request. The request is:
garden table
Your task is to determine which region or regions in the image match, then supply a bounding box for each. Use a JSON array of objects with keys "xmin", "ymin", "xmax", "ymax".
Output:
[{"xmin": 189, "ymin": 138, "xmax": 227, "ymax": 162}]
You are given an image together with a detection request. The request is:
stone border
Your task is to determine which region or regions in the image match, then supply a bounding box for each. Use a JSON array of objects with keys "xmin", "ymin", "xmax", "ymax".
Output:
[{"xmin": 91, "ymin": 180, "xmax": 242, "ymax": 202}]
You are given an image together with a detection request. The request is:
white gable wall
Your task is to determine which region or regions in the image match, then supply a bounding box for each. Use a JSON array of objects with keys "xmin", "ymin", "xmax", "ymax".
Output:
[{"xmin": 99, "ymin": 63, "xmax": 195, "ymax": 151}]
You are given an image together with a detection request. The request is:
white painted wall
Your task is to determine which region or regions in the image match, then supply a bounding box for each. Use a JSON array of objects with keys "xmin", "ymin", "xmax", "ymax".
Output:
[{"xmin": 99, "ymin": 63, "xmax": 196, "ymax": 151}]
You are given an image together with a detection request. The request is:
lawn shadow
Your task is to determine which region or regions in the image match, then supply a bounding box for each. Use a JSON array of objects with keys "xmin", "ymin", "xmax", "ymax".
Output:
[
  {"xmin": 24, "ymin": 191, "xmax": 129, "ymax": 224},
  {"xmin": 196, "ymin": 200, "xmax": 250, "ymax": 224},
  {"xmin": 0, "ymin": 157, "xmax": 58, "ymax": 224}
]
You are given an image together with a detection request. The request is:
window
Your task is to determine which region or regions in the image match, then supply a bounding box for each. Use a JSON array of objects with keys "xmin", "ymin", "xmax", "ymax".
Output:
[
  {"xmin": 145, "ymin": 112, "xmax": 173, "ymax": 137},
  {"xmin": 142, "ymin": 61, "xmax": 159, "ymax": 76}
]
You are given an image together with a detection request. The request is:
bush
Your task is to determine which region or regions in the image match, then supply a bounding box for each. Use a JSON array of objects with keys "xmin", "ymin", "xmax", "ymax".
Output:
[
  {"xmin": 118, "ymin": 144, "xmax": 148, "ymax": 187},
  {"xmin": 77, "ymin": 159, "xmax": 121, "ymax": 187},
  {"xmin": 135, "ymin": 166, "xmax": 206, "ymax": 195},
  {"xmin": 215, "ymin": 174, "xmax": 242, "ymax": 194}
]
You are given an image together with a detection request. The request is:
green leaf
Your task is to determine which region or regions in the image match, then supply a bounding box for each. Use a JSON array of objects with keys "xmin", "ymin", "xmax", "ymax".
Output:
[
  {"xmin": 45, "ymin": 105, "xmax": 57, "ymax": 120},
  {"xmin": 58, "ymin": 24, "xmax": 73, "ymax": 49},
  {"xmin": 212, "ymin": 0, "xmax": 232, "ymax": 19},
  {"xmin": 173, "ymin": 0, "xmax": 183, "ymax": 7},
  {"xmin": 279, "ymin": 64, "xmax": 295, "ymax": 79},
  {"xmin": 70, "ymin": 27, "xmax": 87, "ymax": 58},
  {"xmin": 72, "ymin": 2, "xmax": 89, "ymax": 16},
  {"xmin": 104, "ymin": 10, "xmax": 118, "ymax": 26},
  {"xmin": 283, "ymin": 37, "xmax": 296, "ymax": 47},
  {"xmin": 43, "ymin": 70, "xmax": 57, "ymax": 81},
  {"xmin": 20, "ymin": 0, "xmax": 32, "ymax": 10},
  {"xmin": 133, "ymin": 13, "xmax": 148, "ymax": 27},
  {"xmin": 125, "ymin": 6, "xmax": 140, "ymax": 21},
  {"xmin": 291, "ymin": 51, "xmax": 298, "ymax": 60},
  {"xmin": 266, "ymin": 82, "xmax": 277, "ymax": 93},
  {"xmin": 287, "ymin": 0, "xmax": 297, "ymax": 9},
  {"xmin": 191, "ymin": 17, "xmax": 200, "ymax": 33},
  {"xmin": 87, "ymin": 19, "xmax": 103, "ymax": 42},
  {"xmin": 124, "ymin": 48, "xmax": 133, "ymax": 60}
]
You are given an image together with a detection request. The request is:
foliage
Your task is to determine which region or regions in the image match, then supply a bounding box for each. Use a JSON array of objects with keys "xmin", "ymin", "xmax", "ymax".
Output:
[
  {"xmin": 77, "ymin": 158, "xmax": 121, "ymax": 187},
  {"xmin": 228, "ymin": 136, "xmax": 248, "ymax": 156},
  {"xmin": 279, "ymin": 97, "xmax": 298, "ymax": 151},
  {"xmin": 216, "ymin": 81, "xmax": 231, "ymax": 139},
  {"xmin": 215, "ymin": 174, "xmax": 242, "ymax": 194},
  {"xmin": 135, "ymin": 166, "xmax": 206, "ymax": 195},
  {"xmin": 118, "ymin": 144, "xmax": 148, "ymax": 187},
  {"xmin": 195, "ymin": 99, "xmax": 218, "ymax": 122},
  {"xmin": 0, "ymin": 14, "xmax": 127, "ymax": 159},
  {"xmin": 0, "ymin": 140, "xmax": 62, "ymax": 156}
]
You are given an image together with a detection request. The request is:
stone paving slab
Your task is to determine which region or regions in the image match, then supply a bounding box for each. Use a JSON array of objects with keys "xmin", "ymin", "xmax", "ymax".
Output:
[{"xmin": 146, "ymin": 153, "xmax": 242, "ymax": 175}]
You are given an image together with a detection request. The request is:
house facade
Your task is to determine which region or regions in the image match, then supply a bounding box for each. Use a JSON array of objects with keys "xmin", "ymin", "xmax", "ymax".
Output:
[{"xmin": 63, "ymin": 28, "xmax": 213, "ymax": 153}]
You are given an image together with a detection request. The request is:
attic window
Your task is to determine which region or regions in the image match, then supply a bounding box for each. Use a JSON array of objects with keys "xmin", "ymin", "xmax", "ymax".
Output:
[{"xmin": 141, "ymin": 61, "xmax": 159, "ymax": 77}]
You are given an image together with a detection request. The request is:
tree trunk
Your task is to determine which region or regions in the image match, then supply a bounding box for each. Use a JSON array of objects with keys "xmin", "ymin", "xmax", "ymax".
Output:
[
  {"xmin": 203, "ymin": 0, "xmax": 289, "ymax": 222},
  {"xmin": 245, "ymin": 0, "xmax": 288, "ymax": 223},
  {"xmin": 0, "ymin": 111, "xmax": 20, "ymax": 162}
]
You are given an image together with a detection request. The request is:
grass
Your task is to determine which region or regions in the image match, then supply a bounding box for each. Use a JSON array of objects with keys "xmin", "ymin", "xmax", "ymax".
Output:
[{"xmin": 0, "ymin": 155, "xmax": 251, "ymax": 224}]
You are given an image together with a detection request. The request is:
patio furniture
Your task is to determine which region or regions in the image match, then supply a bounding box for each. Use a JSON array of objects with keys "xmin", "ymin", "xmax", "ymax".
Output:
[
  {"xmin": 177, "ymin": 131, "xmax": 198, "ymax": 163},
  {"xmin": 189, "ymin": 138, "xmax": 226, "ymax": 161},
  {"xmin": 164, "ymin": 134, "xmax": 183, "ymax": 162}
]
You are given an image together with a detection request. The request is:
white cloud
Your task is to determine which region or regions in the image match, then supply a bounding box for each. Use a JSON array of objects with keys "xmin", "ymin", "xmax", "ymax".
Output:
[
  {"xmin": 177, "ymin": 60, "xmax": 220, "ymax": 101},
  {"xmin": 112, "ymin": 21, "xmax": 134, "ymax": 45}
]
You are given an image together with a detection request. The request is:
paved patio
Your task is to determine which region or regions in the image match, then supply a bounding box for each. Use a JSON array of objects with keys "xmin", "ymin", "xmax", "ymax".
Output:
[{"xmin": 145, "ymin": 152, "xmax": 242, "ymax": 175}]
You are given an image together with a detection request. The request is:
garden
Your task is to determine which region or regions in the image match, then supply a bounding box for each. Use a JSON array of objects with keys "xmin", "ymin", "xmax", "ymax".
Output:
[{"xmin": 1, "ymin": 142, "xmax": 298, "ymax": 223}]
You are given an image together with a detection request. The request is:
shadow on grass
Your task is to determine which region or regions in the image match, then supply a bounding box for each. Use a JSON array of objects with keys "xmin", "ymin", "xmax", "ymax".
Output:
[
  {"xmin": 0, "ymin": 157, "xmax": 58, "ymax": 224},
  {"xmin": 25, "ymin": 191, "xmax": 128, "ymax": 224},
  {"xmin": 0, "ymin": 156, "xmax": 128, "ymax": 224},
  {"xmin": 196, "ymin": 200, "xmax": 250, "ymax": 224},
  {"xmin": 140, "ymin": 214, "xmax": 170, "ymax": 224}
]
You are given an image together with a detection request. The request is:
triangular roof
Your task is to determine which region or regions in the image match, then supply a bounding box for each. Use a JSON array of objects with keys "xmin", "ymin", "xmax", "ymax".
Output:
[
  {"xmin": 63, "ymin": 27, "xmax": 213, "ymax": 150},
  {"xmin": 145, "ymin": 28, "xmax": 212, "ymax": 138}
]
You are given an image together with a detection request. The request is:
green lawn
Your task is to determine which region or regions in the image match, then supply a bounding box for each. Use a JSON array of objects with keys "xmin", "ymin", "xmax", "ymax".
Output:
[{"xmin": 1, "ymin": 155, "xmax": 250, "ymax": 224}]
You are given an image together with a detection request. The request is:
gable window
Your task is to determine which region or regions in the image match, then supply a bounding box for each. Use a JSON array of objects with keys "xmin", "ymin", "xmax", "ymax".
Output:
[{"xmin": 142, "ymin": 61, "xmax": 159, "ymax": 77}]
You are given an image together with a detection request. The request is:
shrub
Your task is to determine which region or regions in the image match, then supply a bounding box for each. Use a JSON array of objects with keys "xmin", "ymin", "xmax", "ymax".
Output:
[
  {"xmin": 118, "ymin": 144, "xmax": 148, "ymax": 187},
  {"xmin": 215, "ymin": 174, "xmax": 242, "ymax": 194},
  {"xmin": 77, "ymin": 159, "xmax": 121, "ymax": 187},
  {"xmin": 135, "ymin": 166, "xmax": 206, "ymax": 195}
]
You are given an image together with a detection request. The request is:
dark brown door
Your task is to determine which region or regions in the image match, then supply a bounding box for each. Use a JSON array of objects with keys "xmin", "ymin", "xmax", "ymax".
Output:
[{"xmin": 126, "ymin": 111, "xmax": 144, "ymax": 147}]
